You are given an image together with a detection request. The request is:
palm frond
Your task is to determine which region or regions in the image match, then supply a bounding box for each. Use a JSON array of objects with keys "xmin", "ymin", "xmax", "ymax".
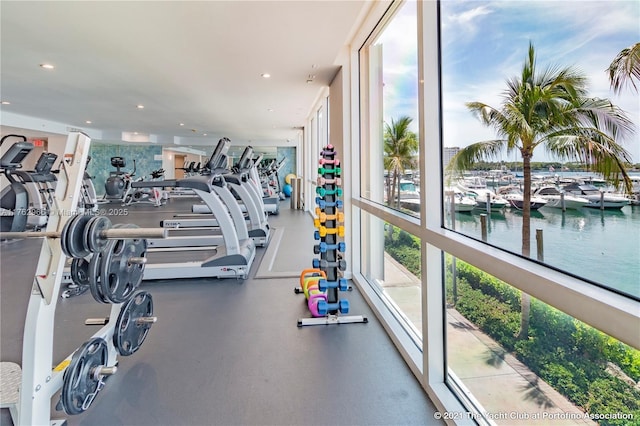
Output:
[
  {"xmin": 608, "ymin": 42, "xmax": 640, "ymax": 94},
  {"xmin": 449, "ymin": 140, "xmax": 507, "ymax": 172}
]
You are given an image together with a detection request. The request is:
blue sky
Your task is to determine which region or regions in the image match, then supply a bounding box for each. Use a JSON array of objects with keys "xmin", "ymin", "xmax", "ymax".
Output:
[{"xmin": 377, "ymin": 0, "xmax": 640, "ymax": 163}]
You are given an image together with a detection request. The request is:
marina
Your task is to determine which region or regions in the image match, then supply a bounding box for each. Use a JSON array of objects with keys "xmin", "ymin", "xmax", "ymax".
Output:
[{"xmin": 446, "ymin": 203, "xmax": 640, "ymax": 299}]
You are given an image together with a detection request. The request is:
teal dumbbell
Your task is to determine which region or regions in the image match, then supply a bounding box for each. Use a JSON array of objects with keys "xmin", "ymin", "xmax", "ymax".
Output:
[
  {"xmin": 318, "ymin": 167, "xmax": 342, "ymax": 175},
  {"xmin": 316, "ymin": 187, "xmax": 343, "ymax": 197}
]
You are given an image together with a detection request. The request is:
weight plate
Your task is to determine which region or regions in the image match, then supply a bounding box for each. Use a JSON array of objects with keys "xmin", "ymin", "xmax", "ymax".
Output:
[
  {"xmin": 70, "ymin": 257, "xmax": 91, "ymax": 287},
  {"xmin": 60, "ymin": 214, "xmax": 79, "ymax": 258},
  {"xmin": 87, "ymin": 215, "xmax": 112, "ymax": 253},
  {"xmin": 83, "ymin": 216, "xmax": 99, "ymax": 253},
  {"xmin": 60, "ymin": 337, "xmax": 109, "ymax": 415},
  {"xmin": 88, "ymin": 249, "xmax": 109, "ymax": 304},
  {"xmin": 100, "ymin": 225, "xmax": 147, "ymax": 304},
  {"xmin": 113, "ymin": 291, "xmax": 154, "ymax": 356},
  {"xmin": 67, "ymin": 214, "xmax": 93, "ymax": 258}
]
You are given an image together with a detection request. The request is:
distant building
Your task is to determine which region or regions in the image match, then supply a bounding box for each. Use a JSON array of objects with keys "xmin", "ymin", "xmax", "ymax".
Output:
[{"xmin": 443, "ymin": 147, "xmax": 460, "ymax": 167}]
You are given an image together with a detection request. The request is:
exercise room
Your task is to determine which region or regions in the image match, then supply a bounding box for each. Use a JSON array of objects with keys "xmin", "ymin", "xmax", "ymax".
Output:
[{"xmin": 1, "ymin": 1, "xmax": 638, "ymax": 426}]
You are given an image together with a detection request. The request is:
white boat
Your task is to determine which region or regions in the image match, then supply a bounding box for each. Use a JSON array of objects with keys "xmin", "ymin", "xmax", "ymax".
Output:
[
  {"xmin": 561, "ymin": 182, "xmax": 629, "ymax": 210},
  {"xmin": 444, "ymin": 188, "xmax": 477, "ymax": 212},
  {"xmin": 460, "ymin": 187, "xmax": 509, "ymax": 211},
  {"xmin": 497, "ymin": 186, "xmax": 547, "ymax": 210},
  {"xmin": 533, "ymin": 186, "xmax": 589, "ymax": 210}
]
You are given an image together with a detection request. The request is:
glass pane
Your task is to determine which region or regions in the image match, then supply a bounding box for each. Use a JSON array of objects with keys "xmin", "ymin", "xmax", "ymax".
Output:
[
  {"xmin": 360, "ymin": 1, "xmax": 420, "ymax": 216},
  {"xmin": 440, "ymin": 1, "xmax": 640, "ymax": 299},
  {"xmin": 445, "ymin": 254, "xmax": 640, "ymax": 424},
  {"xmin": 360, "ymin": 209, "xmax": 422, "ymax": 342}
]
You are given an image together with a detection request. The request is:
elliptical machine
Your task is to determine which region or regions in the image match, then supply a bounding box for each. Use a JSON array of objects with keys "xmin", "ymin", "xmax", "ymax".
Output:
[{"xmin": 102, "ymin": 156, "xmax": 135, "ymax": 203}]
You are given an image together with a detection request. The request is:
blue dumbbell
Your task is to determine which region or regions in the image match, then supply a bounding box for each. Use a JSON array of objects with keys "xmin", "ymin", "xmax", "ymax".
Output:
[
  {"xmin": 314, "ymin": 230, "xmax": 320, "ymax": 240},
  {"xmin": 339, "ymin": 299, "xmax": 349, "ymax": 314},
  {"xmin": 318, "ymin": 278, "xmax": 349, "ymax": 292},
  {"xmin": 315, "ymin": 198, "xmax": 344, "ymax": 209},
  {"xmin": 317, "ymin": 299, "xmax": 349, "ymax": 316},
  {"xmin": 318, "ymin": 242, "xmax": 346, "ymax": 253}
]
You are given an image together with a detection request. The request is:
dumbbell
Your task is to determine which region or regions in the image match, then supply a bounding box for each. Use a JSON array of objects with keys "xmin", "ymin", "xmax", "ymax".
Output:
[
  {"xmin": 317, "ymin": 176, "xmax": 341, "ymax": 186},
  {"xmin": 320, "ymin": 145, "xmax": 335, "ymax": 156},
  {"xmin": 317, "ymin": 225, "xmax": 345, "ymax": 238},
  {"xmin": 318, "ymin": 157, "xmax": 340, "ymax": 166},
  {"xmin": 318, "ymin": 278, "xmax": 349, "ymax": 292},
  {"xmin": 318, "ymin": 166, "xmax": 342, "ymax": 176},
  {"xmin": 313, "ymin": 241, "xmax": 346, "ymax": 254},
  {"xmin": 312, "ymin": 258, "xmax": 347, "ymax": 271},
  {"xmin": 316, "ymin": 198, "xmax": 343, "ymax": 209},
  {"xmin": 314, "ymin": 211, "xmax": 344, "ymax": 224},
  {"xmin": 316, "ymin": 187, "xmax": 343, "ymax": 197},
  {"xmin": 317, "ymin": 299, "xmax": 350, "ymax": 316}
]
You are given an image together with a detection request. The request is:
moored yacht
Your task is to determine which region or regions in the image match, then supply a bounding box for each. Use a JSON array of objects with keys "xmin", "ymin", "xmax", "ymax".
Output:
[
  {"xmin": 561, "ymin": 182, "xmax": 629, "ymax": 209},
  {"xmin": 533, "ymin": 186, "xmax": 589, "ymax": 210}
]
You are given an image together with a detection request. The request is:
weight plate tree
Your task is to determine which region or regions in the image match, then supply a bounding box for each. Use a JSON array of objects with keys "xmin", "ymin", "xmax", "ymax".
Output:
[{"xmin": 297, "ymin": 144, "xmax": 367, "ymax": 327}]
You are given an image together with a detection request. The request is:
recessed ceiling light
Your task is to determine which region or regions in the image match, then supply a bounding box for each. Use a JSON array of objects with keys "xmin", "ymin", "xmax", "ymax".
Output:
[
  {"xmin": 261, "ymin": 73, "xmax": 271, "ymax": 78},
  {"xmin": 1, "ymin": 101, "xmax": 10, "ymax": 105},
  {"xmin": 267, "ymin": 108, "xmax": 274, "ymax": 112},
  {"xmin": 179, "ymin": 123, "xmax": 184, "ymax": 126},
  {"xmin": 85, "ymin": 120, "xmax": 92, "ymax": 124},
  {"xmin": 203, "ymin": 133, "xmax": 207, "ymax": 136},
  {"xmin": 40, "ymin": 63, "xmax": 55, "ymax": 69},
  {"xmin": 134, "ymin": 132, "xmax": 139, "ymax": 135},
  {"xmin": 136, "ymin": 104, "xmax": 144, "ymax": 109}
]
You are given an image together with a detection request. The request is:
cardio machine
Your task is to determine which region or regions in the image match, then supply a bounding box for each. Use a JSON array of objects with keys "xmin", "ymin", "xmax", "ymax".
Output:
[
  {"xmin": 102, "ymin": 156, "xmax": 135, "ymax": 203},
  {"xmin": 131, "ymin": 138, "xmax": 256, "ymax": 280},
  {"xmin": 164, "ymin": 146, "xmax": 271, "ymax": 247},
  {"xmin": 0, "ymin": 135, "xmax": 35, "ymax": 232}
]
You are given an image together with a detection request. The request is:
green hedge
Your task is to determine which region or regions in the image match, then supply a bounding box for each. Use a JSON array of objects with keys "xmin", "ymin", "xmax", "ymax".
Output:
[
  {"xmin": 445, "ymin": 257, "xmax": 640, "ymax": 425},
  {"xmin": 383, "ymin": 226, "xmax": 640, "ymax": 424}
]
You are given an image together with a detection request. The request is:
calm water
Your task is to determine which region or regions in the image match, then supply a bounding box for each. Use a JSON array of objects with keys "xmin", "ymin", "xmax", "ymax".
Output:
[{"xmin": 448, "ymin": 204, "xmax": 640, "ymax": 299}]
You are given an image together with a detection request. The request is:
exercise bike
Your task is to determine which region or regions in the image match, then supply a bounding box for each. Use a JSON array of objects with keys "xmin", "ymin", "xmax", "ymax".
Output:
[
  {"xmin": 123, "ymin": 168, "xmax": 167, "ymax": 207},
  {"xmin": 102, "ymin": 157, "xmax": 135, "ymax": 204}
]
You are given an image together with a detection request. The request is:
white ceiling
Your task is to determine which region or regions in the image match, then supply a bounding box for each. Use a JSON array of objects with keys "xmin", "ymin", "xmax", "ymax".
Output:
[{"xmin": 0, "ymin": 1, "xmax": 371, "ymax": 146}]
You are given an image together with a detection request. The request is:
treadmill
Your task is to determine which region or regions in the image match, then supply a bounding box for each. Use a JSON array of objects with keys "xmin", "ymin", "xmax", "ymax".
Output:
[
  {"xmin": 134, "ymin": 138, "xmax": 256, "ymax": 280},
  {"xmin": 167, "ymin": 146, "xmax": 271, "ymax": 246}
]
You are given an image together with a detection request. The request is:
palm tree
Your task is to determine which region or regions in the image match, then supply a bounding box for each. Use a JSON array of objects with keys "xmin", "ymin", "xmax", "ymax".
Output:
[
  {"xmin": 451, "ymin": 42, "xmax": 634, "ymax": 339},
  {"xmin": 384, "ymin": 116, "xmax": 418, "ymax": 209},
  {"xmin": 608, "ymin": 42, "xmax": 640, "ymax": 94}
]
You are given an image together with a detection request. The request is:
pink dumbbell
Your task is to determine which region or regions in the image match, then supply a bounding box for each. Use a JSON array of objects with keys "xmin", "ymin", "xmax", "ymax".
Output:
[
  {"xmin": 317, "ymin": 176, "xmax": 342, "ymax": 186},
  {"xmin": 318, "ymin": 157, "xmax": 340, "ymax": 166}
]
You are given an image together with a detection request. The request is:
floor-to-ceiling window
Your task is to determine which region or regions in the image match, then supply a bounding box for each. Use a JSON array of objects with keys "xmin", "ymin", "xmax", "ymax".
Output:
[{"xmin": 352, "ymin": 1, "xmax": 639, "ymax": 423}]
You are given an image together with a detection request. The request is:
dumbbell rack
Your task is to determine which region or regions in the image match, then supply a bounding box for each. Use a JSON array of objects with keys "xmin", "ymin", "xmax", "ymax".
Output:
[
  {"xmin": 0, "ymin": 133, "xmax": 154, "ymax": 425},
  {"xmin": 297, "ymin": 144, "xmax": 367, "ymax": 327}
]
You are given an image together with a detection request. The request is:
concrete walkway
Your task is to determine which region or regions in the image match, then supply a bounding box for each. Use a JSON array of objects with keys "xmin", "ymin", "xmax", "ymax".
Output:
[{"xmin": 381, "ymin": 254, "xmax": 595, "ymax": 425}]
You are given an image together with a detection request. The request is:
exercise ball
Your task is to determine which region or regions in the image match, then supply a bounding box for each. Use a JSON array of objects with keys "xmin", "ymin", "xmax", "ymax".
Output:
[
  {"xmin": 283, "ymin": 184, "xmax": 292, "ymax": 197},
  {"xmin": 285, "ymin": 173, "xmax": 297, "ymax": 185}
]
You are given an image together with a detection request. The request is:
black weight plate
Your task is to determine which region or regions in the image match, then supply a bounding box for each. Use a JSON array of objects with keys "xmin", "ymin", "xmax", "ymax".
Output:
[
  {"xmin": 100, "ymin": 231, "xmax": 147, "ymax": 304},
  {"xmin": 60, "ymin": 337, "xmax": 109, "ymax": 415},
  {"xmin": 83, "ymin": 216, "xmax": 99, "ymax": 254},
  {"xmin": 88, "ymin": 249, "xmax": 109, "ymax": 304},
  {"xmin": 60, "ymin": 214, "xmax": 80, "ymax": 258},
  {"xmin": 87, "ymin": 216, "xmax": 112, "ymax": 253},
  {"xmin": 67, "ymin": 214, "xmax": 93, "ymax": 258},
  {"xmin": 70, "ymin": 257, "xmax": 91, "ymax": 287},
  {"xmin": 113, "ymin": 291, "xmax": 154, "ymax": 356}
]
